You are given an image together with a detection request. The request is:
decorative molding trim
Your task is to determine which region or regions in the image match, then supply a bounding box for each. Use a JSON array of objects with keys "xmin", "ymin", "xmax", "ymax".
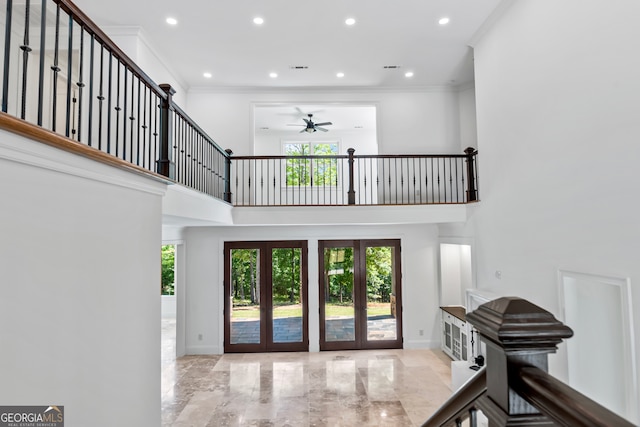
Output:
[
  {"xmin": 188, "ymin": 84, "xmax": 462, "ymax": 95},
  {"xmin": 468, "ymin": 0, "xmax": 515, "ymax": 47}
]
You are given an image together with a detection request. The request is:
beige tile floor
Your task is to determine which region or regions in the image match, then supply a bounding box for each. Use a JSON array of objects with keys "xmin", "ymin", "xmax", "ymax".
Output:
[{"xmin": 162, "ymin": 319, "xmax": 454, "ymax": 427}]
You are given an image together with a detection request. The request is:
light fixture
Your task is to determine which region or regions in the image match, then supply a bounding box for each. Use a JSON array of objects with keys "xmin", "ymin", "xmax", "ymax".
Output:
[
  {"xmin": 269, "ymin": 72, "xmax": 278, "ymax": 78},
  {"xmin": 166, "ymin": 17, "xmax": 178, "ymax": 26},
  {"xmin": 203, "ymin": 72, "xmax": 212, "ymax": 78},
  {"xmin": 345, "ymin": 18, "xmax": 356, "ymax": 26},
  {"xmin": 439, "ymin": 17, "xmax": 450, "ymax": 25},
  {"xmin": 336, "ymin": 72, "xmax": 345, "ymax": 78},
  {"xmin": 253, "ymin": 17, "xmax": 264, "ymax": 25},
  {"xmin": 405, "ymin": 71, "xmax": 414, "ymax": 78}
]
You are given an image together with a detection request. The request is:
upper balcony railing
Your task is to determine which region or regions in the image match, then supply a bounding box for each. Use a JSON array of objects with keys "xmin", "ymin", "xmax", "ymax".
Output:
[
  {"xmin": 0, "ymin": 0, "xmax": 478, "ymax": 208},
  {"xmin": 230, "ymin": 147, "xmax": 478, "ymax": 206}
]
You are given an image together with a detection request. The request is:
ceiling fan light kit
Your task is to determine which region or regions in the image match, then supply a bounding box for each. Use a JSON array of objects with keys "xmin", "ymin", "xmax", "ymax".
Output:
[{"xmin": 288, "ymin": 113, "xmax": 333, "ymax": 133}]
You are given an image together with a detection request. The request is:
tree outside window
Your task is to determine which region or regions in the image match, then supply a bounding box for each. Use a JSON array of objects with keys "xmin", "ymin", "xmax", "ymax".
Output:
[{"xmin": 284, "ymin": 142, "xmax": 338, "ymax": 187}]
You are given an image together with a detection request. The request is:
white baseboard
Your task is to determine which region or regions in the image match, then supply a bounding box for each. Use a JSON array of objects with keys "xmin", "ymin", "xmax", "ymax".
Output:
[
  {"xmin": 185, "ymin": 345, "xmax": 221, "ymax": 355},
  {"xmin": 403, "ymin": 339, "xmax": 438, "ymax": 349}
]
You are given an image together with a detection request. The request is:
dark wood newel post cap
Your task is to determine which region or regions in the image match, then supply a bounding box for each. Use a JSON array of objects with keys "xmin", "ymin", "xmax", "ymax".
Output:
[
  {"xmin": 225, "ymin": 149, "xmax": 233, "ymax": 156},
  {"xmin": 159, "ymin": 84, "xmax": 177, "ymax": 96},
  {"xmin": 466, "ymin": 297, "xmax": 573, "ymax": 352},
  {"xmin": 464, "ymin": 147, "xmax": 477, "ymax": 155}
]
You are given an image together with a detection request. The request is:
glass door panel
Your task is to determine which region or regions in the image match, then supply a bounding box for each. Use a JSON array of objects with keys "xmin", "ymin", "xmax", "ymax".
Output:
[
  {"xmin": 323, "ymin": 247, "xmax": 356, "ymax": 343},
  {"xmin": 365, "ymin": 246, "xmax": 397, "ymax": 342},
  {"xmin": 271, "ymin": 247, "xmax": 304, "ymax": 344},
  {"xmin": 229, "ymin": 248, "xmax": 261, "ymax": 345}
]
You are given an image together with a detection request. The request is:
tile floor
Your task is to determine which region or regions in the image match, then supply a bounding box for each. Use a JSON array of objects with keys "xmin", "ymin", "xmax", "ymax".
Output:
[{"xmin": 162, "ymin": 318, "xmax": 454, "ymax": 426}]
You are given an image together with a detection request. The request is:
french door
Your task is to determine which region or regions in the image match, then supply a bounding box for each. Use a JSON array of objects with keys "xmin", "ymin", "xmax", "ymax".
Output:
[
  {"xmin": 224, "ymin": 241, "xmax": 308, "ymax": 353},
  {"xmin": 319, "ymin": 239, "xmax": 402, "ymax": 350}
]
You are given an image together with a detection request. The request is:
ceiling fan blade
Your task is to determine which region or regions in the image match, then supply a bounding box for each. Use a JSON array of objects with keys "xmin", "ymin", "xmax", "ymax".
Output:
[
  {"xmin": 287, "ymin": 124, "xmax": 305, "ymax": 126},
  {"xmin": 303, "ymin": 118, "xmax": 312, "ymax": 125},
  {"xmin": 316, "ymin": 127, "xmax": 329, "ymax": 132},
  {"xmin": 314, "ymin": 122, "xmax": 332, "ymax": 126},
  {"xmin": 299, "ymin": 129, "xmax": 306, "ymax": 133}
]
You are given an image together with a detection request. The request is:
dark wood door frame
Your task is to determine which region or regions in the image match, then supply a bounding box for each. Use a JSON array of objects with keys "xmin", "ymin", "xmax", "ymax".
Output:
[
  {"xmin": 224, "ymin": 240, "xmax": 309, "ymax": 353},
  {"xmin": 319, "ymin": 239, "xmax": 403, "ymax": 351}
]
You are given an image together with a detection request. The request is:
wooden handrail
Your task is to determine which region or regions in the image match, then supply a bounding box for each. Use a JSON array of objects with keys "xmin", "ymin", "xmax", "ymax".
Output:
[
  {"xmin": 422, "ymin": 368, "xmax": 486, "ymax": 427},
  {"xmin": 516, "ymin": 366, "xmax": 635, "ymax": 427},
  {"xmin": 0, "ymin": 112, "xmax": 172, "ymax": 184}
]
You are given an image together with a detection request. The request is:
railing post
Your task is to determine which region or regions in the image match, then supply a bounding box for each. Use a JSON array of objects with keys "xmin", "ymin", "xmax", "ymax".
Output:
[
  {"xmin": 464, "ymin": 147, "xmax": 478, "ymax": 202},
  {"xmin": 224, "ymin": 149, "xmax": 233, "ymax": 203},
  {"xmin": 466, "ymin": 297, "xmax": 573, "ymax": 426},
  {"xmin": 157, "ymin": 83, "xmax": 176, "ymax": 179},
  {"xmin": 347, "ymin": 148, "xmax": 355, "ymax": 205}
]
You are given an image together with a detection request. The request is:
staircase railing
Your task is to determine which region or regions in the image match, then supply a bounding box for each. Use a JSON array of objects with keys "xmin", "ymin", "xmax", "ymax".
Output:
[
  {"xmin": 423, "ymin": 297, "xmax": 636, "ymax": 427},
  {"xmin": 1, "ymin": 0, "xmax": 230, "ymax": 201}
]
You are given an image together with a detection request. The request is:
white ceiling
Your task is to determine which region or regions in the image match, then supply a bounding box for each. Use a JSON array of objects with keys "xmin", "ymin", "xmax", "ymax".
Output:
[{"xmin": 71, "ymin": 0, "xmax": 503, "ymax": 90}]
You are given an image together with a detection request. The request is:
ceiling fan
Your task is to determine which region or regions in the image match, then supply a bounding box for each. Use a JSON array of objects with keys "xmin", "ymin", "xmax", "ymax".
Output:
[{"xmin": 288, "ymin": 113, "xmax": 333, "ymax": 133}]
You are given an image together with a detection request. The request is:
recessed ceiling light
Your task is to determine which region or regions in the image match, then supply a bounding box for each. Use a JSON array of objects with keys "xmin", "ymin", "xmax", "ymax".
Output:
[
  {"xmin": 203, "ymin": 72, "xmax": 212, "ymax": 78},
  {"xmin": 405, "ymin": 71, "xmax": 414, "ymax": 78},
  {"xmin": 166, "ymin": 17, "xmax": 178, "ymax": 26},
  {"xmin": 253, "ymin": 17, "xmax": 264, "ymax": 25},
  {"xmin": 269, "ymin": 72, "xmax": 278, "ymax": 78},
  {"xmin": 336, "ymin": 72, "xmax": 345, "ymax": 78},
  {"xmin": 345, "ymin": 18, "xmax": 356, "ymax": 26},
  {"xmin": 439, "ymin": 17, "xmax": 450, "ymax": 25}
]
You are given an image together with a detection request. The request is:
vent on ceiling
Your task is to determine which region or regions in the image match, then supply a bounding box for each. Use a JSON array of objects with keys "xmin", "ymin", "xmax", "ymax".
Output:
[
  {"xmin": 290, "ymin": 66, "xmax": 309, "ymax": 69},
  {"xmin": 383, "ymin": 65, "xmax": 402, "ymax": 69}
]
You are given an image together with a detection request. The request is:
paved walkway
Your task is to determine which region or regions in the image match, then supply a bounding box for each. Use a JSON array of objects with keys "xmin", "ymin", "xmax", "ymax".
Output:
[{"xmin": 230, "ymin": 315, "xmax": 397, "ymax": 344}]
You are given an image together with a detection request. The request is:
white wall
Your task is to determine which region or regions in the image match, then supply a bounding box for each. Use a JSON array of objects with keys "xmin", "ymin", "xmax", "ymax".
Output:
[
  {"xmin": 186, "ymin": 89, "xmax": 464, "ymax": 156},
  {"xmin": 105, "ymin": 27, "xmax": 188, "ymax": 106},
  {"xmin": 457, "ymin": 85, "xmax": 478, "ymax": 151},
  {"xmin": 183, "ymin": 223, "xmax": 441, "ymax": 354},
  {"xmin": 0, "ymin": 130, "xmax": 165, "ymax": 426},
  {"xmin": 455, "ymin": 0, "xmax": 640, "ymax": 421}
]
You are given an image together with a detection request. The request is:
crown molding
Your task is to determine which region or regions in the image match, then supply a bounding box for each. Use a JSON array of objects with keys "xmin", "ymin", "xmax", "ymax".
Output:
[
  {"xmin": 187, "ymin": 84, "xmax": 464, "ymax": 95},
  {"xmin": 468, "ymin": 0, "xmax": 515, "ymax": 48}
]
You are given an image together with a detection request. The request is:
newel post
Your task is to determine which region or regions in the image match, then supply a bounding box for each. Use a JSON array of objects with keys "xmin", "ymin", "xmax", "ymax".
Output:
[
  {"xmin": 224, "ymin": 149, "xmax": 233, "ymax": 203},
  {"xmin": 464, "ymin": 147, "xmax": 478, "ymax": 202},
  {"xmin": 466, "ymin": 297, "xmax": 573, "ymax": 426},
  {"xmin": 157, "ymin": 84, "xmax": 176, "ymax": 179},
  {"xmin": 347, "ymin": 148, "xmax": 356, "ymax": 205}
]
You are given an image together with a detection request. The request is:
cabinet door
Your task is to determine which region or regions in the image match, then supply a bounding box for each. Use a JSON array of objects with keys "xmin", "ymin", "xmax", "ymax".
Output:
[{"xmin": 444, "ymin": 322, "xmax": 452, "ymax": 350}]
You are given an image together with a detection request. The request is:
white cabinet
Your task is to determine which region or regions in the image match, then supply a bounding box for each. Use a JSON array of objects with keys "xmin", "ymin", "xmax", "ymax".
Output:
[{"xmin": 441, "ymin": 306, "xmax": 468, "ymax": 361}]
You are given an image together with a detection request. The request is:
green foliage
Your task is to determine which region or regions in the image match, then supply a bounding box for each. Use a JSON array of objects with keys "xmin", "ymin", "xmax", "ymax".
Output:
[
  {"xmin": 161, "ymin": 245, "xmax": 175, "ymax": 295},
  {"xmin": 285, "ymin": 143, "xmax": 338, "ymax": 187},
  {"xmin": 231, "ymin": 248, "xmax": 302, "ymax": 306},
  {"xmin": 365, "ymin": 247, "xmax": 393, "ymax": 302}
]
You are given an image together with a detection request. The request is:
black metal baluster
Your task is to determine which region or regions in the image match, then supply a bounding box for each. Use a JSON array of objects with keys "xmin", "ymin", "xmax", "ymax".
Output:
[
  {"xmin": 455, "ymin": 157, "xmax": 460, "ymax": 202},
  {"xmin": 115, "ymin": 60, "xmax": 122, "ymax": 157},
  {"xmin": 50, "ymin": 4, "xmax": 61, "ymax": 131},
  {"xmin": 2, "ymin": 0, "xmax": 13, "ymax": 113},
  {"xmin": 136, "ymin": 79, "xmax": 141, "ymax": 165},
  {"xmin": 19, "ymin": 0, "xmax": 32, "ymax": 120},
  {"xmin": 469, "ymin": 407, "xmax": 478, "ymax": 427},
  {"xmin": 36, "ymin": 0, "xmax": 46, "ymax": 125},
  {"xmin": 449, "ymin": 157, "xmax": 454, "ymax": 203},
  {"xmin": 412, "ymin": 158, "xmax": 417, "ymax": 204},
  {"xmin": 152, "ymin": 93, "xmax": 158, "ymax": 170},
  {"xmin": 106, "ymin": 53, "xmax": 113, "ymax": 152},
  {"xmin": 128, "ymin": 73, "xmax": 135, "ymax": 162},
  {"xmin": 75, "ymin": 28, "xmax": 85, "ymax": 141},
  {"xmin": 87, "ymin": 34, "xmax": 94, "ymax": 146},
  {"xmin": 437, "ymin": 158, "xmax": 441, "ymax": 203},
  {"xmin": 418, "ymin": 157, "xmax": 423, "ymax": 203},
  {"xmin": 65, "ymin": 12, "xmax": 73, "ymax": 137},
  {"xmin": 122, "ymin": 67, "xmax": 128, "ymax": 160},
  {"xmin": 430, "ymin": 158, "xmax": 434, "ymax": 203},
  {"xmin": 141, "ymin": 85, "xmax": 147, "ymax": 168},
  {"xmin": 97, "ymin": 44, "xmax": 105, "ymax": 150}
]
